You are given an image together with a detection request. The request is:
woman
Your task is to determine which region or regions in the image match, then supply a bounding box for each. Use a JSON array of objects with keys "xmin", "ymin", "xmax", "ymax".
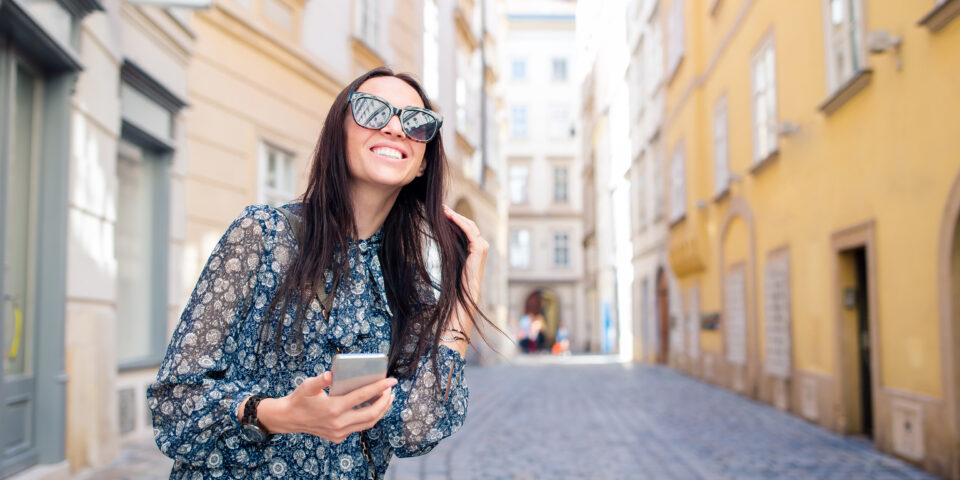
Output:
[{"xmin": 147, "ymin": 67, "xmax": 491, "ymax": 479}]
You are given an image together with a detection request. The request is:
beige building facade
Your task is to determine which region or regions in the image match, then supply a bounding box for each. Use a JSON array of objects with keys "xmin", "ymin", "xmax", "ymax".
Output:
[
  {"xmin": 576, "ymin": 0, "xmax": 631, "ymax": 355},
  {"xmin": 624, "ymin": 0, "xmax": 680, "ymax": 365},
  {"xmin": 502, "ymin": 0, "xmax": 584, "ymax": 354},
  {"xmin": 2, "ymin": 0, "xmax": 194, "ymax": 477}
]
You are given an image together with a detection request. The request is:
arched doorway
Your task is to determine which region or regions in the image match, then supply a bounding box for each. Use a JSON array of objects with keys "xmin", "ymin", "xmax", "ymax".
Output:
[
  {"xmin": 656, "ymin": 268, "xmax": 669, "ymax": 364},
  {"xmin": 522, "ymin": 289, "xmax": 559, "ymax": 352},
  {"xmin": 718, "ymin": 197, "xmax": 758, "ymax": 398},
  {"xmin": 939, "ymin": 170, "xmax": 960, "ymax": 476}
]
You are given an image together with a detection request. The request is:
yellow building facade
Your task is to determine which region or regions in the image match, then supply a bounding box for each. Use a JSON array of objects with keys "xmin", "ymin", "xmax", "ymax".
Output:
[{"xmin": 661, "ymin": 0, "xmax": 960, "ymax": 477}]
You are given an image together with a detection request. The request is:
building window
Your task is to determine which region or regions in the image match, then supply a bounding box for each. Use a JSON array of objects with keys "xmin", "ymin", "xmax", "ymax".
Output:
[
  {"xmin": 512, "ymin": 58, "xmax": 526, "ymax": 81},
  {"xmin": 259, "ymin": 142, "xmax": 296, "ymax": 207},
  {"xmin": 422, "ymin": 0, "xmax": 440, "ymax": 100},
  {"xmin": 509, "ymin": 165, "xmax": 528, "ymax": 204},
  {"xmin": 646, "ymin": 22, "xmax": 664, "ymax": 96},
  {"xmin": 652, "ymin": 147, "xmax": 665, "ymax": 220},
  {"xmin": 763, "ymin": 252, "xmax": 792, "ymax": 378},
  {"xmin": 116, "ymin": 138, "xmax": 168, "ymax": 365},
  {"xmin": 553, "ymin": 233, "xmax": 569, "ymax": 267},
  {"xmin": 824, "ymin": 0, "xmax": 863, "ymax": 92},
  {"xmin": 751, "ymin": 38, "xmax": 778, "ymax": 164},
  {"xmin": 509, "ymin": 229, "xmax": 531, "ymax": 268},
  {"xmin": 636, "ymin": 166, "xmax": 647, "ymax": 228},
  {"xmin": 667, "ymin": 0, "xmax": 685, "ymax": 77},
  {"xmin": 510, "ymin": 106, "xmax": 528, "ymax": 138},
  {"xmin": 552, "ymin": 58, "xmax": 567, "ymax": 81},
  {"xmin": 669, "ymin": 143, "xmax": 686, "ymax": 223},
  {"xmin": 356, "ymin": 0, "xmax": 380, "ymax": 50},
  {"xmin": 713, "ymin": 96, "xmax": 730, "ymax": 196},
  {"xmin": 547, "ymin": 105, "xmax": 570, "ymax": 139},
  {"xmin": 553, "ymin": 166, "xmax": 569, "ymax": 203},
  {"xmin": 630, "ymin": 53, "xmax": 645, "ymax": 122},
  {"xmin": 456, "ymin": 76, "xmax": 468, "ymax": 134}
]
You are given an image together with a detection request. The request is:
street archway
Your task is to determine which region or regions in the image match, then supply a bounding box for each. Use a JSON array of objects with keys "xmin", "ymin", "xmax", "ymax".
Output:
[{"xmin": 520, "ymin": 289, "xmax": 560, "ymax": 353}]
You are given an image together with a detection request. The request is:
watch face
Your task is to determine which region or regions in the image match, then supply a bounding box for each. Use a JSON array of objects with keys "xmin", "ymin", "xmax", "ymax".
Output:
[{"xmin": 241, "ymin": 423, "xmax": 267, "ymax": 443}]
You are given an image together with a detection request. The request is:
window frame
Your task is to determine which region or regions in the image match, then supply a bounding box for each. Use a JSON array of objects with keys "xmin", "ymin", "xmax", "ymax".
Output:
[
  {"xmin": 511, "ymin": 58, "xmax": 527, "ymax": 81},
  {"xmin": 553, "ymin": 165, "xmax": 569, "ymax": 204},
  {"xmin": 115, "ymin": 137, "xmax": 171, "ymax": 370},
  {"xmin": 258, "ymin": 140, "xmax": 296, "ymax": 207},
  {"xmin": 669, "ymin": 141, "xmax": 686, "ymax": 224},
  {"xmin": 547, "ymin": 104, "xmax": 570, "ymax": 140},
  {"xmin": 510, "ymin": 105, "xmax": 528, "ymax": 138},
  {"xmin": 552, "ymin": 57, "xmax": 568, "ymax": 82},
  {"xmin": 750, "ymin": 34, "xmax": 778, "ymax": 165},
  {"xmin": 553, "ymin": 232, "xmax": 570, "ymax": 267},
  {"xmin": 713, "ymin": 94, "xmax": 730, "ymax": 198},
  {"xmin": 822, "ymin": 0, "xmax": 866, "ymax": 94},
  {"xmin": 509, "ymin": 228, "xmax": 532, "ymax": 269},
  {"xmin": 508, "ymin": 164, "xmax": 529, "ymax": 205},
  {"xmin": 666, "ymin": 0, "xmax": 685, "ymax": 80}
]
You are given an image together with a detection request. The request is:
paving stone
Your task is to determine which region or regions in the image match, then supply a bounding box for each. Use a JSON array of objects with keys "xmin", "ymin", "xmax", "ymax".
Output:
[{"xmin": 77, "ymin": 358, "xmax": 938, "ymax": 479}]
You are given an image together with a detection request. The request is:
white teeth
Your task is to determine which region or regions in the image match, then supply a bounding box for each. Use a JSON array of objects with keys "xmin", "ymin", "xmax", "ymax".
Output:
[{"xmin": 372, "ymin": 147, "xmax": 403, "ymax": 159}]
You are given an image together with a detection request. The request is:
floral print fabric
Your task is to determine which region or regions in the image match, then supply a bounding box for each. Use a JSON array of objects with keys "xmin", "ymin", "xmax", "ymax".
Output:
[{"xmin": 147, "ymin": 204, "xmax": 468, "ymax": 479}]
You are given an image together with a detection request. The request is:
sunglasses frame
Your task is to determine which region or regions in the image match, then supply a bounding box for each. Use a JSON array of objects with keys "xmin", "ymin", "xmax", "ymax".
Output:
[{"xmin": 348, "ymin": 91, "xmax": 443, "ymax": 143}]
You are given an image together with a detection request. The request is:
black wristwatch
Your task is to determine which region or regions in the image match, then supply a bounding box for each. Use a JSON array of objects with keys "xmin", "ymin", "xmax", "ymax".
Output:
[{"xmin": 239, "ymin": 395, "xmax": 271, "ymax": 443}]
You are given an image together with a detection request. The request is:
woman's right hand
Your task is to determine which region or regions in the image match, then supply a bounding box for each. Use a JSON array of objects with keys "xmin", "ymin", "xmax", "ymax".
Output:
[{"xmin": 252, "ymin": 372, "xmax": 397, "ymax": 444}]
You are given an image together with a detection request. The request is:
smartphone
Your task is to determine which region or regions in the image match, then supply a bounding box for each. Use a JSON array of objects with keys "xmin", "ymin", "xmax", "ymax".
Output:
[{"xmin": 329, "ymin": 353, "xmax": 389, "ymax": 407}]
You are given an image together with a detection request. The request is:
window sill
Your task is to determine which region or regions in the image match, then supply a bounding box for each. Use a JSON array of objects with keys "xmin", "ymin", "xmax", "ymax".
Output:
[
  {"xmin": 666, "ymin": 56, "xmax": 685, "ymax": 87},
  {"xmin": 118, "ymin": 357, "xmax": 163, "ymax": 373},
  {"xmin": 709, "ymin": 0, "xmax": 722, "ymax": 16},
  {"xmin": 669, "ymin": 213, "xmax": 687, "ymax": 229},
  {"xmin": 919, "ymin": 0, "xmax": 960, "ymax": 32},
  {"xmin": 750, "ymin": 149, "xmax": 779, "ymax": 176},
  {"xmin": 818, "ymin": 69, "xmax": 873, "ymax": 116},
  {"xmin": 714, "ymin": 186, "xmax": 730, "ymax": 203}
]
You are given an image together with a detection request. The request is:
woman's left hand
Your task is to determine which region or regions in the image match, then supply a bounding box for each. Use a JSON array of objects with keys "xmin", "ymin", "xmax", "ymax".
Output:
[{"xmin": 442, "ymin": 204, "xmax": 489, "ymax": 323}]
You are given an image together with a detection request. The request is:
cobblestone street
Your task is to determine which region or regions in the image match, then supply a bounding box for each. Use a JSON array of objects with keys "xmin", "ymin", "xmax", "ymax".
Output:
[
  {"xmin": 387, "ymin": 357, "xmax": 935, "ymax": 480},
  {"xmin": 81, "ymin": 357, "xmax": 937, "ymax": 480}
]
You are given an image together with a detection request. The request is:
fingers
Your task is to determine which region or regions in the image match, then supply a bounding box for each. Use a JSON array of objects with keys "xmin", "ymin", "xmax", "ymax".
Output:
[
  {"xmin": 297, "ymin": 372, "xmax": 332, "ymax": 396},
  {"xmin": 340, "ymin": 377, "xmax": 397, "ymax": 410},
  {"xmin": 442, "ymin": 205, "xmax": 489, "ymax": 253},
  {"xmin": 340, "ymin": 386, "xmax": 395, "ymax": 432}
]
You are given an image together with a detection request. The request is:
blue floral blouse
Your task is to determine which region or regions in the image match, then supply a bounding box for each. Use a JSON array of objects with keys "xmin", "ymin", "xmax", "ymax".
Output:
[{"xmin": 147, "ymin": 204, "xmax": 468, "ymax": 479}]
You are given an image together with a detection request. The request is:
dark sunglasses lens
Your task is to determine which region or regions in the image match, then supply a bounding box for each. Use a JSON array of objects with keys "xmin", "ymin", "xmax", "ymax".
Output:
[
  {"xmin": 401, "ymin": 109, "xmax": 439, "ymax": 142},
  {"xmin": 352, "ymin": 96, "xmax": 392, "ymax": 129}
]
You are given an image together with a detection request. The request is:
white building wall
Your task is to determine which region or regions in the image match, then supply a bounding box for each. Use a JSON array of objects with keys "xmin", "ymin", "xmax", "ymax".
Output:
[{"xmin": 503, "ymin": 1, "xmax": 583, "ymax": 354}]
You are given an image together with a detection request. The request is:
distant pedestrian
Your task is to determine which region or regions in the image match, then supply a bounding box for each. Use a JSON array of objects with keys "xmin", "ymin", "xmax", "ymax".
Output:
[
  {"xmin": 517, "ymin": 314, "xmax": 532, "ymax": 353},
  {"xmin": 529, "ymin": 314, "xmax": 545, "ymax": 353},
  {"xmin": 552, "ymin": 322, "xmax": 570, "ymax": 355}
]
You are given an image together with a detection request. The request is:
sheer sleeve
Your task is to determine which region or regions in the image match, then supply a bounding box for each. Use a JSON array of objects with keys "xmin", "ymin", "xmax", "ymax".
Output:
[
  {"xmin": 147, "ymin": 206, "xmax": 276, "ymax": 469},
  {"xmin": 377, "ymin": 344, "xmax": 468, "ymax": 458}
]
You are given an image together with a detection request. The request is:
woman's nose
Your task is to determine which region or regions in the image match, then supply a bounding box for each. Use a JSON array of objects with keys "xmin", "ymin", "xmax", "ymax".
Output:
[{"xmin": 380, "ymin": 113, "xmax": 405, "ymax": 138}]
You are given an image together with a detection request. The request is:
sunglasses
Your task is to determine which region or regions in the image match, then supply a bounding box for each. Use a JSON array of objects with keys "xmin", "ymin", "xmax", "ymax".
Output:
[{"xmin": 348, "ymin": 91, "xmax": 443, "ymax": 143}]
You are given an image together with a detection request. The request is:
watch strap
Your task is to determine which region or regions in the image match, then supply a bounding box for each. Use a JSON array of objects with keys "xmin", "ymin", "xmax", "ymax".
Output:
[{"xmin": 241, "ymin": 395, "xmax": 266, "ymax": 427}]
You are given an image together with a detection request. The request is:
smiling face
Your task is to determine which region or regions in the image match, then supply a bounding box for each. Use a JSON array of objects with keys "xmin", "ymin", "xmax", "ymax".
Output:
[{"xmin": 344, "ymin": 76, "xmax": 429, "ymax": 194}]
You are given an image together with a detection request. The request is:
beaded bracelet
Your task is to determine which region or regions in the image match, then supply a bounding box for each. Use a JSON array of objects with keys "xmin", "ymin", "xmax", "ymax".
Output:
[{"xmin": 440, "ymin": 327, "xmax": 471, "ymax": 344}]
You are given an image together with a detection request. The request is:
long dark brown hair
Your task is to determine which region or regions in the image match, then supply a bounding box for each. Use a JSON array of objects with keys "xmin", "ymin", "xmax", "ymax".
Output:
[{"xmin": 261, "ymin": 66, "xmax": 493, "ymax": 377}]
